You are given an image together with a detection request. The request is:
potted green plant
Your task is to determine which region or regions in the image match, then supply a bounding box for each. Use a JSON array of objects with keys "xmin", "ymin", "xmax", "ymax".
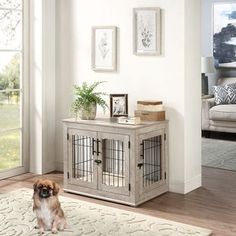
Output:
[{"xmin": 71, "ymin": 81, "xmax": 108, "ymax": 120}]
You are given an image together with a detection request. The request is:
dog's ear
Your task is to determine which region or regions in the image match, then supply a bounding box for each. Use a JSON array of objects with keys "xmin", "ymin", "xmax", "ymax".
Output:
[
  {"xmin": 53, "ymin": 182, "xmax": 60, "ymax": 195},
  {"xmin": 33, "ymin": 179, "xmax": 40, "ymax": 193}
]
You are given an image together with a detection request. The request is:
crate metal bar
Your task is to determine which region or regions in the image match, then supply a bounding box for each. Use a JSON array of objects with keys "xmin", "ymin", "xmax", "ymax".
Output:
[
  {"xmin": 142, "ymin": 135, "xmax": 162, "ymax": 187},
  {"xmin": 101, "ymin": 138, "xmax": 125, "ymax": 188},
  {"xmin": 71, "ymin": 135, "xmax": 94, "ymax": 182},
  {"xmin": 160, "ymin": 136, "xmax": 162, "ymax": 180},
  {"xmin": 72, "ymin": 135, "xmax": 75, "ymax": 178}
]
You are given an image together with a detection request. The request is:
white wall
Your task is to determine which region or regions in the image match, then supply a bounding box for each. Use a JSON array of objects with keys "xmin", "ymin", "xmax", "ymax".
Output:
[
  {"xmin": 55, "ymin": 0, "xmax": 201, "ymax": 194},
  {"xmin": 184, "ymin": 0, "xmax": 201, "ymax": 193},
  {"xmin": 29, "ymin": 0, "xmax": 43, "ymax": 174},
  {"xmin": 29, "ymin": 0, "xmax": 55, "ymax": 174}
]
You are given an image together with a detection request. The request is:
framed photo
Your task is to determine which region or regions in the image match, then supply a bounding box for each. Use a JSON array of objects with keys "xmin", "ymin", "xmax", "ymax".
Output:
[
  {"xmin": 133, "ymin": 8, "xmax": 161, "ymax": 56},
  {"xmin": 213, "ymin": 3, "xmax": 236, "ymax": 68},
  {"xmin": 110, "ymin": 94, "xmax": 128, "ymax": 117},
  {"xmin": 92, "ymin": 26, "xmax": 117, "ymax": 71}
]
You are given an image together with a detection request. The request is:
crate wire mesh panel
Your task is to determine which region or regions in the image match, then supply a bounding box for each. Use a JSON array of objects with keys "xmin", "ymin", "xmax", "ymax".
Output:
[
  {"xmin": 72, "ymin": 135, "xmax": 94, "ymax": 183},
  {"xmin": 141, "ymin": 135, "xmax": 162, "ymax": 187},
  {"xmin": 72, "ymin": 135, "xmax": 126, "ymax": 188},
  {"xmin": 102, "ymin": 139, "xmax": 125, "ymax": 188}
]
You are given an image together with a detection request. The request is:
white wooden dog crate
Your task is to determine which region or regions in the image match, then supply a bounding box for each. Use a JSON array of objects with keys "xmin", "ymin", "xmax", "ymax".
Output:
[{"xmin": 63, "ymin": 118, "xmax": 168, "ymax": 206}]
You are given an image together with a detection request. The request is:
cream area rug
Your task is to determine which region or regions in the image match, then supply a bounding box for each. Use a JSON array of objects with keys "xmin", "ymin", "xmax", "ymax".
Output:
[{"xmin": 0, "ymin": 188, "xmax": 212, "ymax": 236}]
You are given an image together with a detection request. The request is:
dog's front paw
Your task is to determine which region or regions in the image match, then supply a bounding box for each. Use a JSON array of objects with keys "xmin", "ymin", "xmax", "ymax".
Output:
[
  {"xmin": 38, "ymin": 228, "xmax": 44, "ymax": 234},
  {"xmin": 52, "ymin": 228, "xmax": 58, "ymax": 234}
]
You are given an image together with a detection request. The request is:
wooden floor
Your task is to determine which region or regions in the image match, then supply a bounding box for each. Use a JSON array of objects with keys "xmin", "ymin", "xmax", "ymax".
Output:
[{"xmin": 1, "ymin": 167, "xmax": 236, "ymax": 236}]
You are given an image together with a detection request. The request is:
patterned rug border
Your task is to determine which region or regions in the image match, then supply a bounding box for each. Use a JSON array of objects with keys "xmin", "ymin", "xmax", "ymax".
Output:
[
  {"xmin": 0, "ymin": 188, "xmax": 212, "ymax": 236},
  {"xmin": 202, "ymin": 137, "xmax": 236, "ymax": 171}
]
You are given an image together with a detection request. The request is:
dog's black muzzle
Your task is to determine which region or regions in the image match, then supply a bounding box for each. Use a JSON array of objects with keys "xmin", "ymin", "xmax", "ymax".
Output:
[{"xmin": 39, "ymin": 187, "xmax": 50, "ymax": 198}]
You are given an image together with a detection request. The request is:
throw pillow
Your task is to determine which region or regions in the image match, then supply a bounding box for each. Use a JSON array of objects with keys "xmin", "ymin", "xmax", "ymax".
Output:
[
  {"xmin": 228, "ymin": 83, "xmax": 236, "ymax": 89},
  {"xmin": 213, "ymin": 83, "xmax": 236, "ymax": 105}
]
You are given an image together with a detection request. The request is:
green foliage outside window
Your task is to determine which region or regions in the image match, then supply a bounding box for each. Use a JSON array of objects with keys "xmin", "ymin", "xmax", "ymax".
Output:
[{"xmin": 0, "ymin": 53, "xmax": 20, "ymax": 104}]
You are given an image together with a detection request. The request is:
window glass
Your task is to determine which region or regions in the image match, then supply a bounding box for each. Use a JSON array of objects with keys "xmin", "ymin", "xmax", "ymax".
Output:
[
  {"xmin": 0, "ymin": 0, "xmax": 23, "ymax": 172},
  {"xmin": 0, "ymin": 9, "xmax": 22, "ymax": 50},
  {"xmin": 0, "ymin": 0, "xmax": 22, "ymax": 10}
]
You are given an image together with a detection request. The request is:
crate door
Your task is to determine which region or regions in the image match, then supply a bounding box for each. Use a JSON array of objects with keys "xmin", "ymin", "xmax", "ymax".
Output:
[
  {"xmin": 67, "ymin": 129, "xmax": 98, "ymax": 189},
  {"xmin": 138, "ymin": 130, "xmax": 166, "ymax": 194},
  {"xmin": 97, "ymin": 132, "xmax": 130, "ymax": 196}
]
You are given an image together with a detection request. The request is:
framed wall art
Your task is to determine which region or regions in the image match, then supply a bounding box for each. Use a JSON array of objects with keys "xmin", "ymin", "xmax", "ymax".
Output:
[
  {"xmin": 91, "ymin": 26, "xmax": 117, "ymax": 71},
  {"xmin": 133, "ymin": 8, "xmax": 161, "ymax": 56},
  {"xmin": 110, "ymin": 94, "xmax": 128, "ymax": 117},
  {"xmin": 213, "ymin": 3, "xmax": 236, "ymax": 68}
]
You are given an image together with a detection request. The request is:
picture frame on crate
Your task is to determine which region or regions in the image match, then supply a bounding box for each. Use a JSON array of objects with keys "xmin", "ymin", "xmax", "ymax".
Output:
[{"xmin": 110, "ymin": 94, "xmax": 128, "ymax": 118}]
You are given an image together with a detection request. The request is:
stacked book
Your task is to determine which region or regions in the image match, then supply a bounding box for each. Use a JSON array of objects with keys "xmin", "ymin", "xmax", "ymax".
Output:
[{"xmin": 135, "ymin": 100, "xmax": 165, "ymax": 121}]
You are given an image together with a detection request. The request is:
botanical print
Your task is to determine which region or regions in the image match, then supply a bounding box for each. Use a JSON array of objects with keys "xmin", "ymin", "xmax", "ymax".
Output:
[
  {"xmin": 139, "ymin": 16, "xmax": 153, "ymax": 48},
  {"xmin": 137, "ymin": 10, "xmax": 156, "ymax": 52},
  {"xmin": 92, "ymin": 27, "xmax": 116, "ymax": 71},
  {"xmin": 141, "ymin": 27, "xmax": 152, "ymax": 48},
  {"xmin": 214, "ymin": 3, "xmax": 236, "ymax": 67},
  {"xmin": 98, "ymin": 32, "xmax": 109, "ymax": 59},
  {"xmin": 94, "ymin": 29, "xmax": 113, "ymax": 68}
]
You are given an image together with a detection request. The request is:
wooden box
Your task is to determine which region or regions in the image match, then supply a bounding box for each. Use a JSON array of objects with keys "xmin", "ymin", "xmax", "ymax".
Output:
[
  {"xmin": 135, "ymin": 110, "xmax": 165, "ymax": 121},
  {"xmin": 137, "ymin": 100, "xmax": 163, "ymax": 112}
]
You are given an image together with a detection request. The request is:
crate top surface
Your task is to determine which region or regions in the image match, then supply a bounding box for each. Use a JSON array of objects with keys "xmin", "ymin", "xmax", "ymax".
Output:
[{"xmin": 63, "ymin": 118, "xmax": 168, "ymax": 129}]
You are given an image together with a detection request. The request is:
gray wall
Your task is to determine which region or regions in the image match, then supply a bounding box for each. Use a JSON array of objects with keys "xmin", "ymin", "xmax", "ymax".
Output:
[{"xmin": 201, "ymin": 0, "xmax": 236, "ymax": 94}]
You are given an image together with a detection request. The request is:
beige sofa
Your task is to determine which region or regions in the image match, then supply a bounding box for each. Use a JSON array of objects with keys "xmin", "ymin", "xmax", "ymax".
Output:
[{"xmin": 202, "ymin": 77, "xmax": 236, "ymax": 133}]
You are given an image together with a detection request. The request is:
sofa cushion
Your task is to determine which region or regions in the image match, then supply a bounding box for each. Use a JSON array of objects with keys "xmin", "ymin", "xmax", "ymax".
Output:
[
  {"xmin": 209, "ymin": 104, "xmax": 236, "ymax": 121},
  {"xmin": 213, "ymin": 83, "xmax": 236, "ymax": 105}
]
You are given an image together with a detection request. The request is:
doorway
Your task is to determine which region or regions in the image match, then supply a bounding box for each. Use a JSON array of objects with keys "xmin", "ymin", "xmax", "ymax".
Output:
[{"xmin": 201, "ymin": 0, "xmax": 236, "ymax": 172}]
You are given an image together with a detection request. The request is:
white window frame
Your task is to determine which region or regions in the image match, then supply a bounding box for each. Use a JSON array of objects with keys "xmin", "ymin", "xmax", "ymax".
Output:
[{"xmin": 0, "ymin": 0, "xmax": 29, "ymax": 179}]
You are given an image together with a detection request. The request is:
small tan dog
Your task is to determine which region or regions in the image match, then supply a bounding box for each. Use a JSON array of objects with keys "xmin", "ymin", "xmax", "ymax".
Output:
[{"xmin": 33, "ymin": 179, "xmax": 67, "ymax": 234}]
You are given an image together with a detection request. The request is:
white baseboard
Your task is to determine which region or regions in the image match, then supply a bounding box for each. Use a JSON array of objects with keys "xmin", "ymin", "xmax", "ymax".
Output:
[
  {"xmin": 169, "ymin": 174, "xmax": 202, "ymax": 194},
  {"xmin": 55, "ymin": 161, "xmax": 64, "ymax": 172},
  {"xmin": 169, "ymin": 181, "xmax": 185, "ymax": 194},
  {"xmin": 184, "ymin": 174, "xmax": 202, "ymax": 194}
]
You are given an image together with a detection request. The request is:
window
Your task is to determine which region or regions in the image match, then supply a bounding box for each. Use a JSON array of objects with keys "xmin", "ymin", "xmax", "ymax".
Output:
[{"xmin": 0, "ymin": 0, "xmax": 28, "ymax": 176}]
